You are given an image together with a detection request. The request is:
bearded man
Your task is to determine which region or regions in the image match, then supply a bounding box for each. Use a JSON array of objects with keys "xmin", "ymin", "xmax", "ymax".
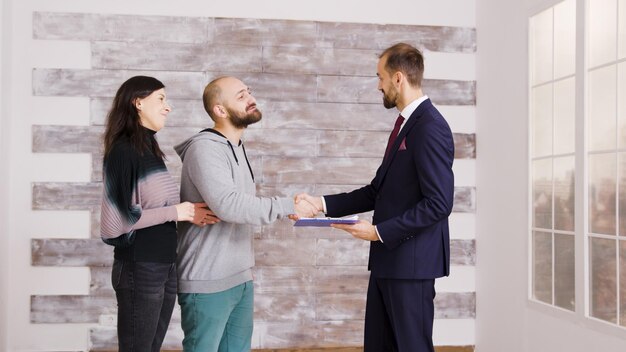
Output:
[{"xmin": 174, "ymin": 76, "xmax": 316, "ymax": 352}]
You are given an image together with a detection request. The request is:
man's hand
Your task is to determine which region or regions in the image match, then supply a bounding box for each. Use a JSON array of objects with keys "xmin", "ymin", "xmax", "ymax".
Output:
[
  {"xmin": 292, "ymin": 197, "xmax": 319, "ymax": 220},
  {"xmin": 190, "ymin": 202, "xmax": 220, "ymax": 227},
  {"xmin": 332, "ymin": 220, "xmax": 379, "ymax": 241},
  {"xmin": 289, "ymin": 193, "xmax": 324, "ymax": 220}
]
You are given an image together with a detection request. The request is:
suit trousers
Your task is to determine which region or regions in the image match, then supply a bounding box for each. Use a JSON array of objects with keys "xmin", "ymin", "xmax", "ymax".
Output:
[
  {"xmin": 364, "ymin": 275, "xmax": 436, "ymax": 352},
  {"xmin": 112, "ymin": 259, "xmax": 177, "ymax": 352}
]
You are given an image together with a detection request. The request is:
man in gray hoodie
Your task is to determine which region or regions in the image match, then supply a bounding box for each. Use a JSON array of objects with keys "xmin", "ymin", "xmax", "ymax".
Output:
[{"xmin": 174, "ymin": 76, "xmax": 316, "ymax": 352}]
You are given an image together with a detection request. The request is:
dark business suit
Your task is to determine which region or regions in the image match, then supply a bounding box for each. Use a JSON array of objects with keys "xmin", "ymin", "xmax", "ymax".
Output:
[{"xmin": 324, "ymin": 98, "xmax": 454, "ymax": 351}]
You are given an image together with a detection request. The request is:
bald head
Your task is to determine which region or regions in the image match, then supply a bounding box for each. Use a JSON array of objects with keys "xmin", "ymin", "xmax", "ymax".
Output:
[
  {"xmin": 202, "ymin": 76, "xmax": 261, "ymax": 129},
  {"xmin": 203, "ymin": 76, "xmax": 231, "ymax": 121}
]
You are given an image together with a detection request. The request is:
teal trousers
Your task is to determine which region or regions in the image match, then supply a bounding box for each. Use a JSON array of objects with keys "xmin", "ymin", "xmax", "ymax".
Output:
[{"xmin": 178, "ymin": 281, "xmax": 254, "ymax": 352}]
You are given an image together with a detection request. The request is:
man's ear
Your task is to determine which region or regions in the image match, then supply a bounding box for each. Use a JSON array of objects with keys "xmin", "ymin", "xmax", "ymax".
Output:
[
  {"xmin": 213, "ymin": 104, "xmax": 226, "ymax": 118},
  {"xmin": 394, "ymin": 71, "xmax": 403, "ymax": 86}
]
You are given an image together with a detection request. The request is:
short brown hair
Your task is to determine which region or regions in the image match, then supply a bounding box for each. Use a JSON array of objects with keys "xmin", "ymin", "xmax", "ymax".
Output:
[
  {"xmin": 202, "ymin": 76, "xmax": 227, "ymax": 121},
  {"xmin": 380, "ymin": 43, "xmax": 424, "ymax": 87}
]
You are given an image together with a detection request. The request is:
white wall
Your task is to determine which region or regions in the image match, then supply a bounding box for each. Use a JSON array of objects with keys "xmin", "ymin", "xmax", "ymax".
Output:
[
  {"xmin": 475, "ymin": 0, "xmax": 529, "ymax": 349},
  {"xmin": 476, "ymin": 0, "xmax": 626, "ymax": 351},
  {"xmin": 0, "ymin": 0, "xmax": 9, "ymax": 350},
  {"xmin": 1, "ymin": 0, "xmax": 475, "ymax": 350}
]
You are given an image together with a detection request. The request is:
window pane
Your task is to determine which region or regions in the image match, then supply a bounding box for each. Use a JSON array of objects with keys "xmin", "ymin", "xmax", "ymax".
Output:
[
  {"xmin": 618, "ymin": 63, "xmax": 626, "ymax": 149},
  {"xmin": 555, "ymin": 233, "xmax": 575, "ymax": 310},
  {"xmin": 532, "ymin": 84, "xmax": 553, "ymax": 157},
  {"xmin": 620, "ymin": 241, "xmax": 626, "ymax": 326},
  {"xmin": 620, "ymin": 153, "xmax": 626, "ymax": 236},
  {"xmin": 554, "ymin": 0, "xmax": 576, "ymax": 78},
  {"xmin": 590, "ymin": 237, "xmax": 617, "ymax": 323},
  {"xmin": 531, "ymin": 8, "xmax": 554, "ymax": 85},
  {"xmin": 533, "ymin": 231, "xmax": 553, "ymax": 304},
  {"xmin": 589, "ymin": 65, "xmax": 617, "ymax": 151},
  {"xmin": 589, "ymin": 0, "xmax": 617, "ymax": 67},
  {"xmin": 554, "ymin": 78, "xmax": 575, "ymax": 155},
  {"xmin": 533, "ymin": 159, "xmax": 553, "ymax": 229},
  {"xmin": 589, "ymin": 153, "xmax": 617, "ymax": 235},
  {"xmin": 619, "ymin": 0, "xmax": 626, "ymax": 59},
  {"xmin": 554, "ymin": 156, "xmax": 575, "ymax": 231}
]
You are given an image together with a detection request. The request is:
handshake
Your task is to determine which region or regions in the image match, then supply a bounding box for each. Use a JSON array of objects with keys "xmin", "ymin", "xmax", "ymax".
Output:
[
  {"xmin": 289, "ymin": 194, "xmax": 379, "ymax": 242},
  {"xmin": 290, "ymin": 193, "xmax": 323, "ymax": 220}
]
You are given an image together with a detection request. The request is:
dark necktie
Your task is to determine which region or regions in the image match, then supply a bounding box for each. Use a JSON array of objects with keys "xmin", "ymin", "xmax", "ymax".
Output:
[{"xmin": 384, "ymin": 114, "xmax": 405, "ymax": 160}]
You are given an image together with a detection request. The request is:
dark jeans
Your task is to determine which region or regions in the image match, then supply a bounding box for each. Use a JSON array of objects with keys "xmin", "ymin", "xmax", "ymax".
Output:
[{"xmin": 112, "ymin": 259, "xmax": 177, "ymax": 352}]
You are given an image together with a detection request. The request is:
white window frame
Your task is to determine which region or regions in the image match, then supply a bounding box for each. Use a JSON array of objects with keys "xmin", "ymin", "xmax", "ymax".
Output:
[{"xmin": 527, "ymin": 0, "xmax": 626, "ymax": 338}]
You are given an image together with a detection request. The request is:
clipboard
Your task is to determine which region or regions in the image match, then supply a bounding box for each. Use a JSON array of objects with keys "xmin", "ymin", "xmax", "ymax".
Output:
[{"xmin": 293, "ymin": 215, "xmax": 359, "ymax": 227}]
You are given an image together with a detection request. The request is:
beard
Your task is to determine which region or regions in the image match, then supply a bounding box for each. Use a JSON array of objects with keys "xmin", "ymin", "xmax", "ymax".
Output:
[
  {"xmin": 227, "ymin": 104, "xmax": 262, "ymax": 128},
  {"xmin": 382, "ymin": 87, "xmax": 398, "ymax": 109}
]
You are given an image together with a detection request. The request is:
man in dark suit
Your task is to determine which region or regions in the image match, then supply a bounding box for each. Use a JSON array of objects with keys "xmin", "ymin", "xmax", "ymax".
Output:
[{"xmin": 296, "ymin": 43, "xmax": 455, "ymax": 351}]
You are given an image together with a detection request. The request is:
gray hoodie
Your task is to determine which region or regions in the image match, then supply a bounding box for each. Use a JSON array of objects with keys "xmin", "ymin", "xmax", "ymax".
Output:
[{"xmin": 174, "ymin": 130, "xmax": 295, "ymax": 293}]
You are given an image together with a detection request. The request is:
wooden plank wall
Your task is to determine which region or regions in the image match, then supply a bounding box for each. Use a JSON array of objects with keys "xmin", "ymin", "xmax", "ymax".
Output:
[{"xmin": 30, "ymin": 12, "xmax": 476, "ymax": 350}]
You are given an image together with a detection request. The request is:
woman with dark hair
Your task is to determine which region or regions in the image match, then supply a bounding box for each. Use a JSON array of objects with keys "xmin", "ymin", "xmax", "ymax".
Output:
[{"xmin": 100, "ymin": 75, "xmax": 217, "ymax": 351}]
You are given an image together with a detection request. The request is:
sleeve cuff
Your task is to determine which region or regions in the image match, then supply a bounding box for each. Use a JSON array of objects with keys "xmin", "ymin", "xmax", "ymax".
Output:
[
  {"xmin": 321, "ymin": 196, "xmax": 328, "ymax": 214},
  {"xmin": 375, "ymin": 225, "xmax": 383, "ymax": 243}
]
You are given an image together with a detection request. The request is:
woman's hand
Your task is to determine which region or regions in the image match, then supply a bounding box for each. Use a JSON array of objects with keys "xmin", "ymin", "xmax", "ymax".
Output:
[
  {"xmin": 175, "ymin": 202, "xmax": 195, "ymax": 221},
  {"xmin": 190, "ymin": 202, "xmax": 221, "ymax": 227}
]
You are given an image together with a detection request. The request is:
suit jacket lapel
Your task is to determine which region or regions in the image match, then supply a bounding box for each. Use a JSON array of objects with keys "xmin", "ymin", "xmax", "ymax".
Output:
[{"xmin": 374, "ymin": 99, "xmax": 432, "ymax": 188}]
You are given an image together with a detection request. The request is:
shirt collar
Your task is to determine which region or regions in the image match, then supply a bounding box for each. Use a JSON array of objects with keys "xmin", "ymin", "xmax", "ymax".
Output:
[{"xmin": 399, "ymin": 95, "xmax": 429, "ymax": 120}]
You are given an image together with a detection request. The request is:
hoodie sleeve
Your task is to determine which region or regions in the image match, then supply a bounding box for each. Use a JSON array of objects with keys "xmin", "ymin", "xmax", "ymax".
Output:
[{"xmin": 183, "ymin": 140, "xmax": 295, "ymax": 225}]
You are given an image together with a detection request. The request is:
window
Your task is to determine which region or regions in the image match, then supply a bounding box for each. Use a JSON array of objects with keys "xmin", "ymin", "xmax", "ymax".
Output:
[
  {"xmin": 529, "ymin": 0, "xmax": 626, "ymax": 329},
  {"xmin": 530, "ymin": 0, "xmax": 576, "ymax": 312},
  {"xmin": 587, "ymin": 0, "xmax": 626, "ymax": 326}
]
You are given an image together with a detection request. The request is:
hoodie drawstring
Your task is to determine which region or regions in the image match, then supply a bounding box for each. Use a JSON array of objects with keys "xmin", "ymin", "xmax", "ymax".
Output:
[{"xmin": 201, "ymin": 128, "xmax": 255, "ymax": 182}]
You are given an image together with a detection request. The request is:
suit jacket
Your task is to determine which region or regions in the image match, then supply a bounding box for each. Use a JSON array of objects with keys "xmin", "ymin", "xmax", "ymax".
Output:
[{"xmin": 325, "ymin": 98, "xmax": 454, "ymax": 279}]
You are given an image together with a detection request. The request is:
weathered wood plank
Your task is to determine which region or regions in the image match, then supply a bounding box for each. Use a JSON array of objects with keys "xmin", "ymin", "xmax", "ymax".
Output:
[
  {"xmin": 316, "ymin": 292, "xmax": 475, "ymax": 321},
  {"xmin": 255, "ymin": 293, "xmax": 316, "ymax": 321},
  {"xmin": 317, "ymin": 76, "xmax": 475, "ymax": 106},
  {"xmin": 317, "ymin": 22, "xmax": 476, "ymax": 53},
  {"xmin": 32, "ymin": 68, "xmax": 208, "ymax": 98},
  {"xmin": 261, "ymin": 101, "xmax": 396, "ymax": 131},
  {"xmin": 316, "ymin": 239, "xmax": 475, "ymax": 266},
  {"xmin": 254, "ymin": 267, "xmax": 317, "ymax": 294},
  {"xmin": 92, "ymin": 41, "xmax": 263, "ymax": 73},
  {"xmin": 32, "ymin": 239, "xmax": 112, "ymax": 267},
  {"xmin": 254, "ymin": 238, "xmax": 317, "ymax": 266},
  {"xmin": 91, "ymin": 326, "xmax": 185, "ymax": 351},
  {"xmin": 314, "ymin": 267, "xmax": 369, "ymax": 294},
  {"xmin": 31, "ymin": 295, "xmax": 116, "ymax": 323},
  {"xmin": 32, "ymin": 238, "xmax": 474, "ymax": 268},
  {"xmin": 316, "ymin": 239, "xmax": 369, "ymax": 266},
  {"xmin": 214, "ymin": 18, "xmax": 317, "ymax": 47},
  {"xmin": 90, "ymin": 267, "xmax": 113, "ymax": 296},
  {"xmin": 317, "ymin": 131, "xmax": 476, "ymax": 159},
  {"xmin": 453, "ymin": 187, "xmax": 475, "ymax": 213},
  {"xmin": 263, "ymin": 47, "xmax": 378, "ymax": 76},
  {"xmin": 261, "ymin": 156, "xmax": 380, "ymax": 185},
  {"xmin": 90, "ymin": 97, "xmax": 211, "ymax": 127},
  {"xmin": 451, "ymin": 239, "xmax": 476, "ymax": 266},
  {"xmin": 32, "ymin": 182, "xmax": 101, "ymax": 210},
  {"xmin": 32, "ymin": 125, "xmax": 103, "ymax": 154},
  {"xmin": 454, "ymin": 133, "xmax": 477, "ymax": 159},
  {"xmin": 153, "ymin": 127, "xmax": 319, "ymax": 158},
  {"xmin": 32, "ymin": 125, "xmax": 474, "ymax": 161},
  {"xmin": 206, "ymin": 71, "xmax": 318, "ymax": 103},
  {"xmin": 33, "ymin": 12, "xmax": 212, "ymax": 43},
  {"xmin": 31, "ymin": 182, "xmax": 474, "ymax": 214}
]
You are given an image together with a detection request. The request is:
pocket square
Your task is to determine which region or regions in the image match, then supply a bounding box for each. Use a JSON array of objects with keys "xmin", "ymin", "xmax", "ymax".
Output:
[{"xmin": 398, "ymin": 137, "xmax": 407, "ymax": 151}]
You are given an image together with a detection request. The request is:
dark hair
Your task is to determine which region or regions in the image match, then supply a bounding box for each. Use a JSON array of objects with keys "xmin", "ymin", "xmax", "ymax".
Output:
[
  {"xmin": 380, "ymin": 43, "xmax": 424, "ymax": 87},
  {"xmin": 103, "ymin": 76, "xmax": 166, "ymax": 159}
]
